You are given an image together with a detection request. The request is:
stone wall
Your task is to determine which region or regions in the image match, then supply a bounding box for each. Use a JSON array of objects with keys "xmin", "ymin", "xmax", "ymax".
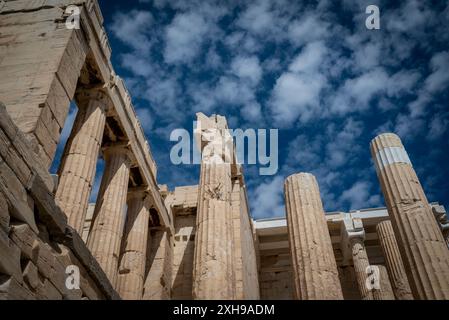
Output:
[
  {"xmin": 0, "ymin": 0, "xmax": 172, "ymax": 300},
  {"xmin": 259, "ymin": 250, "xmax": 294, "ymax": 300},
  {"xmin": 172, "ymin": 214, "xmax": 195, "ymax": 299},
  {"xmin": 0, "ymin": 1, "xmax": 89, "ymax": 168},
  {"xmin": 0, "ymin": 102, "xmax": 118, "ymax": 300},
  {"xmin": 167, "ymin": 185, "xmax": 197, "ymax": 300}
]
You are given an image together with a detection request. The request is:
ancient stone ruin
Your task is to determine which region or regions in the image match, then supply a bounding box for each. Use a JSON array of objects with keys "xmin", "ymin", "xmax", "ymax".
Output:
[{"xmin": 0, "ymin": 0, "xmax": 448, "ymax": 300}]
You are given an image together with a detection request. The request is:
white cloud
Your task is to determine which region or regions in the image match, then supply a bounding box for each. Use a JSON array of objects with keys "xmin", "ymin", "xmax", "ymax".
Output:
[
  {"xmin": 164, "ymin": 11, "xmax": 210, "ymax": 64},
  {"xmin": 385, "ymin": 0, "xmax": 434, "ymax": 34},
  {"xmin": 110, "ymin": 10, "xmax": 154, "ymax": 52},
  {"xmin": 270, "ymin": 72, "xmax": 325, "ymax": 126},
  {"xmin": 288, "ymin": 14, "xmax": 329, "ymax": 47},
  {"xmin": 230, "ymin": 55, "xmax": 263, "ymax": 86},
  {"xmin": 236, "ymin": 0, "xmax": 274, "ymax": 35},
  {"xmin": 269, "ymin": 41, "xmax": 328, "ymax": 126},
  {"xmin": 136, "ymin": 107, "xmax": 155, "ymax": 130},
  {"xmin": 224, "ymin": 32, "xmax": 262, "ymax": 54},
  {"xmin": 406, "ymin": 52, "xmax": 449, "ymax": 119},
  {"xmin": 386, "ymin": 70, "xmax": 421, "ymax": 98},
  {"xmin": 325, "ymin": 118, "xmax": 363, "ymax": 169},
  {"xmin": 330, "ymin": 68, "xmax": 388, "ymax": 114},
  {"xmin": 427, "ymin": 114, "xmax": 449, "ymax": 141},
  {"xmin": 205, "ymin": 46, "xmax": 223, "ymax": 69},
  {"xmin": 250, "ymin": 176, "xmax": 285, "ymax": 218},
  {"xmin": 330, "ymin": 68, "xmax": 420, "ymax": 115},
  {"xmin": 286, "ymin": 134, "xmax": 322, "ymax": 169},
  {"xmin": 394, "ymin": 113, "xmax": 425, "ymax": 139},
  {"xmin": 289, "ymin": 41, "xmax": 327, "ymax": 73},
  {"xmin": 339, "ymin": 181, "xmax": 381, "ymax": 210},
  {"xmin": 373, "ymin": 120, "xmax": 394, "ymax": 136},
  {"xmin": 120, "ymin": 53, "xmax": 155, "ymax": 77},
  {"xmin": 424, "ymin": 51, "xmax": 449, "ymax": 93},
  {"xmin": 214, "ymin": 76, "xmax": 256, "ymax": 104},
  {"xmin": 241, "ymin": 102, "xmax": 263, "ymax": 123}
]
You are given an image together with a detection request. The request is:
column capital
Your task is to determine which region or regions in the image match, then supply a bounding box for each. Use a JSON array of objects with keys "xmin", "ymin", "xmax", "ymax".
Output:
[
  {"xmin": 127, "ymin": 186, "xmax": 154, "ymax": 206},
  {"xmin": 194, "ymin": 112, "xmax": 234, "ymax": 164},
  {"xmin": 432, "ymin": 205, "xmax": 449, "ymax": 232},
  {"xmin": 102, "ymin": 142, "xmax": 140, "ymax": 169},
  {"xmin": 76, "ymin": 87, "xmax": 111, "ymax": 110},
  {"xmin": 128, "ymin": 186, "xmax": 148, "ymax": 198},
  {"xmin": 102, "ymin": 141, "xmax": 132, "ymax": 160},
  {"xmin": 340, "ymin": 214, "xmax": 366, "ymax": 266},
  {"xmin": 343, "ymin": 215, "xmax": 365, "ymax": 241}
]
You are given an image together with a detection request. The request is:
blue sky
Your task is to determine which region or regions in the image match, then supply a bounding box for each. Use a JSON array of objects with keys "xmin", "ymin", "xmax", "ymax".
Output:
[{"xmin": 53, "ymin": 0, "xmax": 449, "ymax": 219}]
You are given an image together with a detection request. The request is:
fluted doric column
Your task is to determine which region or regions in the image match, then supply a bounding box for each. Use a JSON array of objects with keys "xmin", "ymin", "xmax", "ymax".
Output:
[
  {"xmin": 372, "ymin": 265, "xmax": 395, "ymax": 300},
  {"xmin": 55, "ymin": 89, "xmax": 108, "ymax": 234},
  {"xmin": 192, "ymin": 113, "xmax": 236, "ymax": 300},
  {"xmin": 117, "ymin": 188, "xmax": 152, "ymax": 300},
  {"xmin": 371, "ymin": 133, "xmax": 449, "ymax": 299},
  {"xmin": 376, "ymin": 220, "xmax": 413, "ymax": 300},
  {"xmin": 284, "ymin": 173, "xmax": 343, "ymax": 300},
  {"xmin": 143, "ymin": 228, "xmax": 172, "ymax": 300},
  {"xmin": 87, "ymin": 144, "xmax": 131, "ymax": 288}
]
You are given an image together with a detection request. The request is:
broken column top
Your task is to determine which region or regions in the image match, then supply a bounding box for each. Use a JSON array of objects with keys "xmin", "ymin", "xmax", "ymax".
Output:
[
  {"xmin": 196, "ymin": 112, "xmax": 229, "ymax": 130},
  {"xmin": 194, "ymin": 113, "xmax": 234, "ymax": 163},
  {"xmin": 285, "ymin": 172, "xmax": 315, "ymax": 184}
]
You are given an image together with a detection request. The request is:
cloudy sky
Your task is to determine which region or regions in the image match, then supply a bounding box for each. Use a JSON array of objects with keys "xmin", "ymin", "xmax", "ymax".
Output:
[{"xmin": 54, "ymin": 0, "xmax": 449, "ymax": 219}]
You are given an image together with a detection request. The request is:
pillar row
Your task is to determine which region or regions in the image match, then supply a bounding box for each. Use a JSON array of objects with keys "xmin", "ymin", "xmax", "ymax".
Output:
[
  {"xmin": 284, "ymin": 173, "xmax": 343, "ymax": 300},
  {"xmin": 55, "ymin": 89, "xmax": 108, "ymax": 234},
  {"xmin": 376, "ymin": 220, "xmax": 413, "ymax": 300},
  {"xmin": 117, "ymin": 189, "xmax": 152, "ymax": 300},
  {"xmin": 87, "ymin": 144, "xmax": 131, "ymax": 288},
  {"xmin": 371, "ymin": 133, "xmax": 449, "ymax": 299}
]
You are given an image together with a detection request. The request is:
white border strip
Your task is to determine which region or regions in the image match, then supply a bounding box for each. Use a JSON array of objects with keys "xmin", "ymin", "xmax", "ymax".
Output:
[{"xmin": 375, "ymin": 146, "xmax": 412, "ymax": 172}]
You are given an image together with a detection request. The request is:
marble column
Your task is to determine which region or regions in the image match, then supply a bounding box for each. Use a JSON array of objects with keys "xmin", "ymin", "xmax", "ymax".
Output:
[
  {"xmin": 376, "ymin": 220, "xmax": 413, "ymax": 300},
  {"xmin": 117, "ymin": 188, "xmax": 152, "ymax": 300},
  {"xmin": 371, "ymin": 133, "xmax": 449, "ymax": 299},
  {"xmin": 284, "ymin": 173, "xmax": 343, "ymax": 300},
  {"xmin": 87, "ymin": 144, "xmax": 131, "ymax": 288},
  {"xmin": 55, "ymin": 90, "xmax": 108, "ymax": 234},
  {"xmin": 143, "ymin": 228, "xmax": 172, "ymax": 300},
  {"xmin": 192, "ymin": 113, "xmax": 236, "ymax": 300}
]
